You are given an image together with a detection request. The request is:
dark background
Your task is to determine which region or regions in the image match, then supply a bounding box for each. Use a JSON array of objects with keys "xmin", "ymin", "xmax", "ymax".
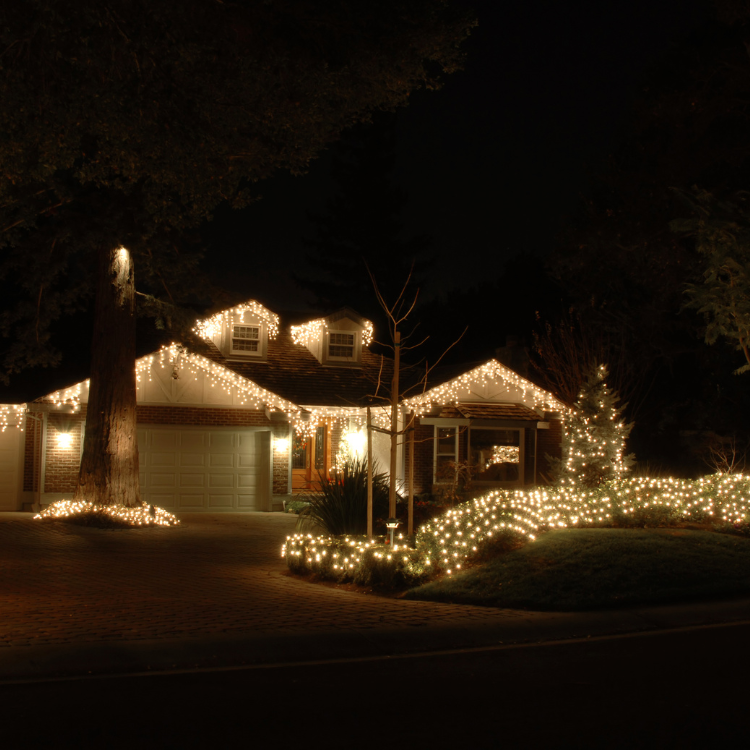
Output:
[{"xmin": 205, "ymin": 0, "xmax": 710, "ymax": 305}]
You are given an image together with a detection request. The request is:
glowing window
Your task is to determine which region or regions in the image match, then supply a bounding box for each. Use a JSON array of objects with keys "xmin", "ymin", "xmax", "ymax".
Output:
[{"xmin": 470, "ymin": 428, "xmax": 521, "ymax": 483}]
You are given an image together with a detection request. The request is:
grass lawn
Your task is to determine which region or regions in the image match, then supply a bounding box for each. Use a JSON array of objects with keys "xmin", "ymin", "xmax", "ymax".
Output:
[{"xmin": 403, "ymin": 527, "xmax": 750, "ymax": 611}]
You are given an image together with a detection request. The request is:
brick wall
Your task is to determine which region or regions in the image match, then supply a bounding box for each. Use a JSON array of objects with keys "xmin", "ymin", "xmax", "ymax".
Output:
[
  {"xmin": 43, "ymin": 413, "xmax": 85, "ymax": 493},
  {"xmin": 536, "ymin": 412, "xmax": 563, "ymax": 484},
  {"xmin": 137, "ymin": 405, "xmax": 270, "ymax": 427},
  {"xmin": 271, "ymin": 421, "xmax": 291, "ymax": 495}
]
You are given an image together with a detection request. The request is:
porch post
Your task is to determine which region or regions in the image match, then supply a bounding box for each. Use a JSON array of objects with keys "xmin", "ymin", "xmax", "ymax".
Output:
[
  {"xmin": 408, "ymin": 411, "xmax": 415, "ymax": 537},
  {"xmin": 367, "ymin": 406, "xmax": 373, "ymax": 539}
]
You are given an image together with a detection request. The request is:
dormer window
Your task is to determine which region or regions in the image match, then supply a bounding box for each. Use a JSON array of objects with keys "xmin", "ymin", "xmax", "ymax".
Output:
[
  {"xmin": 193, "ymin": 300, "xmax": 279, "ymax": 363},
  {"xmin": 225, "ymin": 321, "xmax": 267, "ymax": 360},
  {"xmin": 328, "ymin": 331, "xmax": 355, "ymax": 360},
  {"xmin": 231, "ymin": 325, "xmax": 260, "ymax": 354},
  {"xmin": 290, "ymin": 307, "xmax": 373, "ymax": 367}
]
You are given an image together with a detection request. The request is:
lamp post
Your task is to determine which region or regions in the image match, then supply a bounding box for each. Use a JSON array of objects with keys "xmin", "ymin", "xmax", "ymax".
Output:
[{"xmin": 386, "ymin": 518, "xmax": 400, "ymax": 546}]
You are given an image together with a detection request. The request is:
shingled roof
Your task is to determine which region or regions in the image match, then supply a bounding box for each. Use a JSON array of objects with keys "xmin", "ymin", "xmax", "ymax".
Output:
[
  {"xmin": 197, "ymin": 329, "xmax": 395, "ymax": 408},
  {"xmin": 438, "ymin": 403, "xmax": 543, "ymax": 422}
]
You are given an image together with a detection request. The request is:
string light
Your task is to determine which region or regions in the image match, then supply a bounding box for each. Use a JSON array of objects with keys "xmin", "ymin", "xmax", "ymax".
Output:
[
  {"xmin": 492, "ymin": 445, "xmax": 520, "ymax": 464},
  {"xmin": 0, "ymin": 404, "xmax": 26, "ymax": 432},
  {"xmin": 34, "ymin": 500, "xmax": 179, "ymax": 527},
  {"xmin": 284, "ymin": 472, "xmax": 750, "ymax": 582},
  {"xmin": 136, "ymin": 344, "xmax": 301, "ymax": 414},
  {"xmin": 193, "ymin": 301, "xmax": 280, "ymax": 341},
  {"xmin": 402, "ymin": 359, "xmax": 567, "ymax": 416},
  {"xmin": 290, "ymin": 318, "xmax": 374, "ymax": 348}
]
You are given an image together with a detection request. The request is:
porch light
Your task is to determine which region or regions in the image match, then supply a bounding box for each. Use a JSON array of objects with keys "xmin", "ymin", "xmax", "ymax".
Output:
[
  {"xmin": 274, "ymin": 436, "xmax": 290, "ymax": 452},
  {"xmin": 57, "ymin": 431, "xmax": 73, "ymax": 449},
  {"xmin": 386, "ymin": 518, "xmax": 400, "ymax": 546},
  {"xmin": 345, "ymin": 429, "xmax": 366, "ymax": 456}
]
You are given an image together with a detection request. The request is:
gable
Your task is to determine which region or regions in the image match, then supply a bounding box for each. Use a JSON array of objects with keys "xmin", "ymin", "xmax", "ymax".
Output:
[{"xmin": 403, "ymin": 359, "xmax": 565, "ymax": 416}]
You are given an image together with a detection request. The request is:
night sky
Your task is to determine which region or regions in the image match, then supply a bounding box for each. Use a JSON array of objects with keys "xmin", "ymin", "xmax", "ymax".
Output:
[{"xmin": 206, "ymin": 0, "xmax": 711, "ymax": 308}]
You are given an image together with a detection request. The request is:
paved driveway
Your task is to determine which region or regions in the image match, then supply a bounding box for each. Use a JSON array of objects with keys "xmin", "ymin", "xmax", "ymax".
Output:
[{"xmin": 0, "ymin": 512, "xmax": 516, "ymax": 648}]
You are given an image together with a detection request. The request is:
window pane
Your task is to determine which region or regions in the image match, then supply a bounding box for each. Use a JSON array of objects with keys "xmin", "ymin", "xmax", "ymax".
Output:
[
  {"xmin": 437, "ymin": 427, "xmax": 456, "ymax": 455},
  {"xmin": 292, "ymin": 432, "xmax": 308, "ymax": 470},
  {"xmin": 471, "ymin": 429, "xmax": 520, "ymax": 482},
  {"xmin": 329, "ymin": 332, "xmax": 354, "ymax": 358},
  {"xmin": 232, "ymin": 325, "xmax": 259, "ymax": 351}
]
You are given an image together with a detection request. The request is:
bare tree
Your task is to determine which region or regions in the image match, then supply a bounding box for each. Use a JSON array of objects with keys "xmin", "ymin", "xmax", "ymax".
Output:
[
  {"xmin": 532, "ymin": 307, "xmax": 656, "ymax": 418},
  {"xmin": 366, "ymin": 266, "xmax": 465, "ymax": 536}
]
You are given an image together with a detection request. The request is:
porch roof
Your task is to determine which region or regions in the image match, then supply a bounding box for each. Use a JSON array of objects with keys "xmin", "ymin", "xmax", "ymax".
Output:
[{"xmin": 439, "ymin": 403, "xmax": 543, "ymax": 422}]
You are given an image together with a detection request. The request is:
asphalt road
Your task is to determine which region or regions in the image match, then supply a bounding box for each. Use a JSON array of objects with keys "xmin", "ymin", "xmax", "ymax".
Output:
[{"xmin": 3, "ymin": 621, "xmax": 748, "ymax": 750}]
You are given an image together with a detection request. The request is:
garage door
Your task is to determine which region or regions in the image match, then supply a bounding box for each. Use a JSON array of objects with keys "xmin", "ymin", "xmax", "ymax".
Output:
[{"xmin": 137, "ymin": 427, "xmax": 271, "ymax": 512}]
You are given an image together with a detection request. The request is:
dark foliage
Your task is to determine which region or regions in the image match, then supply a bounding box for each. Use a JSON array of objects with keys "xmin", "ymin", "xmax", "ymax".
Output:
[{"xmin": 297, "ymin": 456, "xmax": 391, "ymax": 536}]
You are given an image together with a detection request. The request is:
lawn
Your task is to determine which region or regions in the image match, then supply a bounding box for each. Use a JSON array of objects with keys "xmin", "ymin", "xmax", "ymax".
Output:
[{"xmin": 403, "ymin": 527, "xmax": 750, "ymax": 611}]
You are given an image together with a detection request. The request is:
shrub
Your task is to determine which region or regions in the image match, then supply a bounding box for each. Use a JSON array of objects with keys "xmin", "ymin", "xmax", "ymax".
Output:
[
  {"xmin": 284, "ymin": 499, "xmax": 310, "ymax": 515},
  {"xmin": 296, "ymin": 456, "xmax": 390, "ymax": 536},
  {"xmin": 282, "ymin": 533, "xmax": 432, "ymax": 588}
]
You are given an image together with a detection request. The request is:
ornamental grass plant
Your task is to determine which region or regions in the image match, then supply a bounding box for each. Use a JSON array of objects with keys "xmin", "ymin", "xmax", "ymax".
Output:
[{"xmin": 296, "ymin": 456, "xmax": 390, "ymax": 536}]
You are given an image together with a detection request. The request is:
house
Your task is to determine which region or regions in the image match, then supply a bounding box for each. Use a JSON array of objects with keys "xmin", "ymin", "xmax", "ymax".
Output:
[{"xmin": 0, "ymin": 300, "xmax": 565, "ymax": 512}]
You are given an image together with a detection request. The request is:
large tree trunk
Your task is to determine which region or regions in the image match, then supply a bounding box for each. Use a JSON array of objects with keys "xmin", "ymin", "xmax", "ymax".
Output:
[{"xmin": 74, "ymin": 246, "xmax": 140, "ymax": 507}]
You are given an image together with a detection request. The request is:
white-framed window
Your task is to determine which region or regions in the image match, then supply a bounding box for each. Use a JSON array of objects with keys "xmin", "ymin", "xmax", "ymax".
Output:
[
  {"xmin": 327, "ymin": 330, "xmax": 356, "ymax": 360},
  {"xmin": 433, "ymin": 426, "xmax": 458, "ymax": 483},
  {"xmin": 230, "ymin": 324, "xmax": 261, "ymax": 356}
]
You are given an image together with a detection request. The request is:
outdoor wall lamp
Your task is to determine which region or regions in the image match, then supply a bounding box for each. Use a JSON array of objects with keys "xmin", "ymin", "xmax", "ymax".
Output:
[
  {"xmin": 273, "ymin": 436, "xmax": 290, "ymax": 452},
  {"xmin": 57, "ymin": 430, "xmax": 73, "ymax": 449}
]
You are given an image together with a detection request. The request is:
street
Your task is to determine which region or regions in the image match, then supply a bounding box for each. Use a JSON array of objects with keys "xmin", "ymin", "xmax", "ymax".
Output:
[{"xmin": 3, "ymin": 621, "xmax": 747, "ymax": 749}]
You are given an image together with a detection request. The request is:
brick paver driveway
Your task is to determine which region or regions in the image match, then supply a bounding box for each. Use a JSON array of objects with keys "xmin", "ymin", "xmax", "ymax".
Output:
[{"xmin": 0, "ymin": 513, "xmax": 518, "ymax": 648}]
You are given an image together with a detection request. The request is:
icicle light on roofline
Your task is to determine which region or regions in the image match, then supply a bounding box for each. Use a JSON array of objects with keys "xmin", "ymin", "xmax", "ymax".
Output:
[
  {"xmin": 136, "ymin": 344, "xmax": 300, "ymax": 414},
  {"xmin": 290, "ymin": 403, "xmax": 391, "ymax": 439},
  {"xmin": 193, "ymin": 301, "xmax": 280, "ymax": 341},
  {"xmin": 40, "ymin": 381, "xmax": 89, "ymax": 411},
  {"xmin": 291, "ymin": 318, "xmax": 374, "ymax": 348},
  {"xmin": 0, "ymin": 404, "xmax": 26, "ymax": 431},
  {"xmin": 402, "ymin": 360, "xmax": 568, "ymax": 415}
]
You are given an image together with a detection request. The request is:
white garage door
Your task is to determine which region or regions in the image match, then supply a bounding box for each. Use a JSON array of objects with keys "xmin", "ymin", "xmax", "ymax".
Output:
[{"xmin": 137, "ymin": 427, "xmax": 271, "ymax": 512}]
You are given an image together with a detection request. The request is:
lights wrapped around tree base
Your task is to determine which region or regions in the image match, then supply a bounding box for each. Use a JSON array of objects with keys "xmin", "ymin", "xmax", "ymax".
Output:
[
  {"xmin": 34, "ymin": 500, "xmax": 180, "ymax": 527},
  {"xmin": 284, "ymin": 473, "xmax": 750, "ymax": 585}
]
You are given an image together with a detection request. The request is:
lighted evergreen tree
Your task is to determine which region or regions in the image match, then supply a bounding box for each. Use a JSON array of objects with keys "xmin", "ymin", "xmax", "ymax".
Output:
[{"xmin": 551, "ymin": 364, "xmax": 635, "ymax": 487}]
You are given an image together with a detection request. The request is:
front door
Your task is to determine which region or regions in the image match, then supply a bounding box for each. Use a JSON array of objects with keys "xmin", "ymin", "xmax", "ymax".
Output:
[{"xmin": 291, "ymin": 424, "xmax": 329, "ymax": 493}]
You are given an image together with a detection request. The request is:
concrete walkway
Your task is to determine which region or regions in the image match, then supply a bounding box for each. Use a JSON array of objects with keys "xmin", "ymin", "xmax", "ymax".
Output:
[{"xmin": 2, "ymin": 511, "xmax": 750, "ymax": 681}]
